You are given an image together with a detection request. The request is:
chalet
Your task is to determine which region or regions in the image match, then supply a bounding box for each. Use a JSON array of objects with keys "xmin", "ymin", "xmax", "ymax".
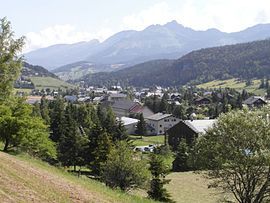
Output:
[
  {"xmin": 167, "ymin": 119, "xmax": 216, "ymax": 150},
  {"xmin": 120, "ymin": 117, "xmax": 139, "ymax": 134},
  {"xmin": 194, "ymin": 97, "xmax": 211, "ymax": 105},
  {"xmin": 145, "ymin": 113, "xmax": 180, "ymax": 135},
  {"xmin": 243, "ymin": 96, "xmax": 267, "ymax": 108}
]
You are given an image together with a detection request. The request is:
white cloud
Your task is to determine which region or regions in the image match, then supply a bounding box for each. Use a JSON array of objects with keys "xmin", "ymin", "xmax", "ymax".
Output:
[
  {"xmin": 122, "ymin": 0, "xmax": 270, "ymax": 32},
  {"xmin": 24, "ymin": 0, "xmax": 270, "ymax": 53},
  {"xmin": 23, "ymin": 24, "xmax": 113, "ymax": 53},
  {"xmin": 122, "ymin": 2, "xmax": 174, "ymax": 30}
]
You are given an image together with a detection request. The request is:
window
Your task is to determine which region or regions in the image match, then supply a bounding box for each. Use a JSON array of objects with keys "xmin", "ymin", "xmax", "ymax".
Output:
[
  {"xmin": 160, "ymin": 124, "xmax": 162, "ymax": 127},
  {"xmin": 159, "ymin": 130, "xmax": 162, "ymax": 134}
]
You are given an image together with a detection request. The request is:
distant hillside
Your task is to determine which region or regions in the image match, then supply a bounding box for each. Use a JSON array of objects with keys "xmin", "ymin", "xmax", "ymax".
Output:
[
  {"xmin": 25, "ymin": 21, "xmax": 270, "ymax": 70},
  {"xmin": 22, "ymin": 62, "xmax": 58, "ymax": 78},
  {"xmin": 52, "ymin": 61, "xmax": 125, "ymax": 81},
  {"xmin": 30, "ymin": 77, "xmax": 75, "ymax": 90},
  {"xmin": 79, "ymin": 40, "xmax": 270, "ymax": 87}
]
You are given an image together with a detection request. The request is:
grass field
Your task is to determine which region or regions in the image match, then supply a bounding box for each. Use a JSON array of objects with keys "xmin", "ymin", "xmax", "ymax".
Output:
[
  {"xmin": 0, "ymin": 144, "xmax": 233, "ymax": 203},
  {"xmin": 30, "ymin": 77, "xmax": 75, "ymax": 90},
  {"xmin": 166, "ymin": 172, "xmax": 230, "ymax": 203},
  {"xmin": 130, "ymin": 135, "xmax": 165, "ymax": 146},
  {"xmin": 197, "ymin": 78, "xmax": 266, "ymax": 95},
  {"xmin": 0, "ymin": 151, "xmax": 154, "ymax": 203}
]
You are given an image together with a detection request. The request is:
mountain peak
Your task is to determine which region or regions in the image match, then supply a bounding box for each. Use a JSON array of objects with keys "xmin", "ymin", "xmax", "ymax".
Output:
[{"xmin": 165, "ymin": 20, "xmax": 181, "ymax": 26}]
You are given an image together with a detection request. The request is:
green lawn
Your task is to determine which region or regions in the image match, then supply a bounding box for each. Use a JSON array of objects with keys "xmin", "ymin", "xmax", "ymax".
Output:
[
  {"xmin": 166, "ymin": 172, "xmax": 231, "ymax": 203},
  {"xmin": 30, "ymin": 77, "xmax": 76, "ymax": 90},
  {"xmin": 130, "ymin": 135, "xmax": 165, "ymax": 146},
  {"xmin": 197, "ymin": 78, "xmax": 266, "ymax": 95}
]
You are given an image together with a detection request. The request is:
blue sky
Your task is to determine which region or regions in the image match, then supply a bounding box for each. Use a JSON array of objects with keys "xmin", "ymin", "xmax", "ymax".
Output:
[{"xmin": 1, "ymin": 0, "xmax": 270, "ymax": 52}]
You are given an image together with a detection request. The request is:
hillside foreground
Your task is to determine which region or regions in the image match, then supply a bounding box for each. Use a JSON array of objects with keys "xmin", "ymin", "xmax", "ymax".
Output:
[{"xmin": 0, "ymin": 152, "xmax": 153, "ymax": 203}]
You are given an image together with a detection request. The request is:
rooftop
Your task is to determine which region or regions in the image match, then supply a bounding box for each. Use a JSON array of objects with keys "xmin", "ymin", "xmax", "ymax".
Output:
[
  {"xmin": 243, "ymin": 96, "xmax": 266, "ymax": 105},
  {"xmin": 112, "ymin": 100, "xmax": 139, "ymax": 110},
  {"xmin": 120, "ymin": 117, "xmax": 139, "ymax": 126},
  {"xmin": 146, "ymin": 113, "xmax": 172, "ymax": 121},
  {"xmin": 185, "ymin": 119, "xmax": 216, "ymax": 134}
]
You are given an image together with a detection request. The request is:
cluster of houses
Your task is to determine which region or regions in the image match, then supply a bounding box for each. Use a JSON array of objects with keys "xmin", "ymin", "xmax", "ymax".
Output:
[{"xmin": 24, "ymin": 85, "xmax": 269, "ymax": 148}]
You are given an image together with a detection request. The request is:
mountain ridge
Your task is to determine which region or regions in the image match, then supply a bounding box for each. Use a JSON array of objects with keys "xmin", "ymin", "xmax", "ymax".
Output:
[
  {"xmin": 24, "ymin": 21, "xmax": 270, "ymax": 70},
  {"xmin": 78, "ymin": 39, "xmax": 270, "ymax": 87}
]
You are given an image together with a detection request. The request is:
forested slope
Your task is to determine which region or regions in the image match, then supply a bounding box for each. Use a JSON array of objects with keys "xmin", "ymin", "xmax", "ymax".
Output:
[{"xmin": 80, "ymin": 40, "xmax": 270, "ymax": 87}]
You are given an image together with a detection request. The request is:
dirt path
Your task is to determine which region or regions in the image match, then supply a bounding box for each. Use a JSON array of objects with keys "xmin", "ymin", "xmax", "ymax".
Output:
[{"xmin": 0, "ymin": 152, "xmax": 113, "ymax": 203}]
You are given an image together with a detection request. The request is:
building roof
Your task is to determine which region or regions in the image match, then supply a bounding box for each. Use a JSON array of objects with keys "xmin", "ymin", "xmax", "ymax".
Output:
[
  {"xmin": 110, "ymin": 93, "xmax": 127, "ymax": 98},
  {"xmin": 243, "ymin": 96, "xmax": 266, "ymax": 105},
  {"xmin": 120, "ymin": 117, "xmax": 139, "ymax": 126},
  {"xmin": 184, "ymin": 119, "xmax": 216, "ymax": 134},
  {"xmin": 112, "ymin": 100, "xmax": 139, "ymax": 111},
  {"xmin": 146, "ymin": 113, "xmax": 172, "ymax": 121}
]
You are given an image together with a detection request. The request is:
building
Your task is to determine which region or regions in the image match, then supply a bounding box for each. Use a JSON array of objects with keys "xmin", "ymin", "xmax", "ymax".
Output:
[
  {"xmin": 243, "ymin": 96, "xmax": 267, "ymax": 108},
  {"xmin": 111, "ymin": 100, "xmax": 154, "ymax": 118},
  {"xmin": 194, "ymin": 97, "xmax": 211, "ymax": 105},
  {"xmin": 167, "ymin": 119, "xmax": 216, "ymax": 150},
  {"xmin": 120, "ymin": 117, "xmax": 139, "ymax": 134},
  {"xmin": 108, "ymin": 93, "xmax": 127, "ymax": 102},
  {"xmin": 145, "ymin": 113, "xmax": 180, "ymax": 135}
]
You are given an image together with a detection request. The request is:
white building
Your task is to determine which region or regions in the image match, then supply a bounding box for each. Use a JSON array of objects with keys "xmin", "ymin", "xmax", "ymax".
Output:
[
  {"xmin": 120, "ymin": 117, "xmax": 139, "ymax": 134},
  {"xmin": 145, "ymin": 113, "xmax": 180, "ymax": 135}
]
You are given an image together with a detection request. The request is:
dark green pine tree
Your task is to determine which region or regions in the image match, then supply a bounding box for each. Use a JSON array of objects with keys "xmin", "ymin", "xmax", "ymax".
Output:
[
  {"xmin": 104, "ymin": 107, "xmax": 116, "ymax": 133},
  {"xmin": 236, "ymin": 94, "xmax": 243, "ymax": 109},
  {"xmin": 40, "ymin": 95, "xmax": 50, "ymax": 125},
  {"xmin": 172, "ymin": 139, "xmax": 190, "ymax": 172},
  {"xmin": 159, "ymin": 94, "xmax": 168, "ymax": 113},
  {"xmin": 136, "ymin": 113, "xmax": 147, "ymax": 138},
  {"xmin": 49, "ymin": 97, "xmax": 65, "ymax": 142},
  {"xmin": 113, "ymin": 120, "xmax": 129, "ymax": 142},
  {"xmin": 148, "ymin": 154, "xmax": 174, "ymax": 203},
  {"xmin": 97, "ymin": 104, "xmax": 107, "ymax": 128},
  {"xmin": 89, "ymin": 128, "xmax": 113, "ymax": 177},
  {"xmin": 58, "ymin": 104, "xmax": 87, "ymax": 171}
]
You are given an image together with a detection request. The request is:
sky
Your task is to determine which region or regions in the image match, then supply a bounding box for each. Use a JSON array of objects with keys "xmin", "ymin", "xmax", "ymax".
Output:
[{"xmin": 1, "ymin": 0, "xmax": 270, "ymax": 53}]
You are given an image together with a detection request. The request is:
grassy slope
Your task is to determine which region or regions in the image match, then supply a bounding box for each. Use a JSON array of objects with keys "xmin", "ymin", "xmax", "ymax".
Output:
[
  {"xmin": 30, "ymin": 77, "xmax": 75, "ymax": 90},
  {"xmin": 197, "ymin": 78, "xmax": 265, "ymax": 95},
  {"xmin": 0, "ymin": 152, "xmax": 154, "ymax": 203},
  {"xmin": 166, "ymin": 172, "xmax": 230, "ymax": 203}
]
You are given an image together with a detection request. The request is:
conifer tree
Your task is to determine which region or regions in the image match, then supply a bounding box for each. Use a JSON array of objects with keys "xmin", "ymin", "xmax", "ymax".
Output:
[
  {"xmin": 49, "ymin": 97, "xmax": 65, "ymax": 142},
  {"xmin": 172, "ymin": 139, "xmax": 190, "ymax": 172},
  {"xmin": 113, "ymin": 120, "xmax": 129, "ymax": 142},
  {"xmin": 148, "ymin": 154, "xmax": 173, "ymax": 202},
  {"xmin": 40, "ymin": 96, "xmax": 50, "ymax": 124},
  {"xmin": 136, "ymin": 113, "xmax": 147, "ymax": 137},
  {"xmin": 89, "ymin": 130, "xmax": 113, "ymax": 177},
  {"xmin": 58, "ymin": 104, "xmax": 87, "ymax": 170}
]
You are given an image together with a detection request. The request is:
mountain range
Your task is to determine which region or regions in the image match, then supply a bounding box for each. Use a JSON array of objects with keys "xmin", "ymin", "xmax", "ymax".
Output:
[
  {"xmin": 78, "ymin": 39, "xmax": 270, "ymax": 87},
  {"xmin": 25, "ymin": 21, "xmax": 270, "ymax": 72}
]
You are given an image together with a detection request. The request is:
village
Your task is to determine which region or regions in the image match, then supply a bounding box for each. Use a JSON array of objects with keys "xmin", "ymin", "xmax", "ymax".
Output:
[{"xmin": 19, "ymin": 81, "xmax": 269, "ymax": 153}]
